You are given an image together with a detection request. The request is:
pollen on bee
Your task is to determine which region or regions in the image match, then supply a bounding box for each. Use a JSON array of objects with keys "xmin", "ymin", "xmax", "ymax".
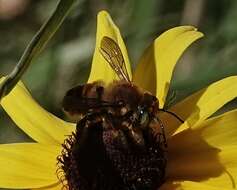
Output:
[
  {"xmin": 120, "ymin": 107, "xmax": 128, "ymax": 115},
  {"xmin": 121, "ymin": 120, "xmax": 129, "ymax": 127}
]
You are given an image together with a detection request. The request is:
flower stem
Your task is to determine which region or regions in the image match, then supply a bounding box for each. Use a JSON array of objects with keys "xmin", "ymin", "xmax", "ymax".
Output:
[{"xmin": 0, "ymin": 0, "xmax": 76, "ymax": 101}]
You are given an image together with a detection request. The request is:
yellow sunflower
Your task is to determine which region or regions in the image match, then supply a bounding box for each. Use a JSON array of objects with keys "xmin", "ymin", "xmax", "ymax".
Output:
[{"xmin": 1, "ymin": 10, "xmax": 237, "ymax": 190}]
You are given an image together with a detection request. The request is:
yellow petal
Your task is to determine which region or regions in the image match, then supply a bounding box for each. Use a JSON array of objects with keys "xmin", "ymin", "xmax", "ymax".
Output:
[
  {"xmin": 195, "ymin": 109, "xmax": 237, "ymax": 147},
  {"xmin": 167, "ymin": 132, "xmax": 224, "ymax": 185},
  {"xmin": 134, "ymin": 26, "xmax": 203, "ymax": 108},
  {"xmin": 33, "ymin": 182, "xmax": 62, "ymax": 190},
  {"xmin": 163, "ymin": 76, "xmax": 237, "ymax": 137},
  {"xmin": 203, "ymin": 145, "xmax": 237, "ymax": 188},
  {"xmin": 161, "ymin": 181, "xmax": 233, "ymax": 190},
  {"xmin": 0, "ymin": 143, "xmax": 61, "ymax": 189},
  {"xmin": 133, "ymin": 43, "xmax": 157, "ymax": 95},
  {"xmin": 176, "ymin": 110, "xmax": 237, "ymax": 188},
  {"xmin": 88, "ymin": 10, "xmax": 132, "ymax": 84},
  {"xmin": 0, "ymin": 78, "xmax": 76, "ymax": 144},
  {"xmin": 167, "ymin": 113, "xmax": 237, "ymax": 189}
]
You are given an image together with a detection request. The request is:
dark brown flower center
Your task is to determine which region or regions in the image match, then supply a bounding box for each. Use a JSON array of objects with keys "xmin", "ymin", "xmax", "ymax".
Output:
[{"xmin": 57, "ymin": 122, "xmax": 167, "ymax": 190}]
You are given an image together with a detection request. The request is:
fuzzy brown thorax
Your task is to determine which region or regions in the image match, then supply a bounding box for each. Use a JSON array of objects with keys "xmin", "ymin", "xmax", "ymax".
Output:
[{"xmin": 58, "ymin": 80, "xmax": 167, "ymax": 190}]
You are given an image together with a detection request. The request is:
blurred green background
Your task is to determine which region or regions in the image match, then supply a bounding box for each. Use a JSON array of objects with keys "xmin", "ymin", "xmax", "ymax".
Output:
[{"xmin": 0, "ymin": 0, "xmax": 237, "ymax": 143}]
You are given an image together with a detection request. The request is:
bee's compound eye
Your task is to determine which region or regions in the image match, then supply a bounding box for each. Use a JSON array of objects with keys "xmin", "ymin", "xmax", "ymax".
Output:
[{"xmin": 140, "ymin": 111, "xmax": 149, "ymax": 127}]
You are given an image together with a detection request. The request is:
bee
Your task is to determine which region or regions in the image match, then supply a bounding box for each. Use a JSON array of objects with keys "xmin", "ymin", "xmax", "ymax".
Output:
[{"xmin": 58, "ymin": 37, "xmax": 183, "ymax": 190}]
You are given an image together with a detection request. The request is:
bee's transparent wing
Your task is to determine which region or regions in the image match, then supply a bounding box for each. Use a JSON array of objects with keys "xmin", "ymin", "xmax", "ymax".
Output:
[{"xmin": 100, "ymin": 36, "xmax": 131, "ymax": 82}]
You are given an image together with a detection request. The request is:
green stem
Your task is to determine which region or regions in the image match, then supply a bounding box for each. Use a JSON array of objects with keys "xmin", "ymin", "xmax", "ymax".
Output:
[{"xmin": 0, "ymin": 0, "xmax": 76, "ymax": 100}]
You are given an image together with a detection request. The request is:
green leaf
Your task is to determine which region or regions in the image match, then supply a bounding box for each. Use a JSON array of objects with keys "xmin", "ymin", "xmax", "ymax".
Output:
[{"xmin": 0, "ymin": 0, "xmax": 76, "ymax": 100}]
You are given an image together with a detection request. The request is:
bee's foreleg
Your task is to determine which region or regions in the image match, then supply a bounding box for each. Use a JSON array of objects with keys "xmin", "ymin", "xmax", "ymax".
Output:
[{"xmin": 74, "ymin": 112, "xmax": 106, "ymax": 155}]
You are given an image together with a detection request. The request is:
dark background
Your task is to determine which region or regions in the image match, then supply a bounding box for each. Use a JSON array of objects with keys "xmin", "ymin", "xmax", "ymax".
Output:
[{"xmin": 1, "ymin": 0, "xmax": 237, "ymax": 143}]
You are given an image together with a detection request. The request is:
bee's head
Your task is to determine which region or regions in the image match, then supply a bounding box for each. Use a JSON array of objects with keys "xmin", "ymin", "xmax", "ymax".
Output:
[{"xmin": 135, "ymin": 93, "xmax": 159, "ymax": 128}]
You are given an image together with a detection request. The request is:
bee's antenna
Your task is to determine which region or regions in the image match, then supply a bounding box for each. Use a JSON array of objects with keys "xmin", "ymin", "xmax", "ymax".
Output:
[{"xmin": 158, "ymin": 109, "xmax": 184, "ymax": 123}]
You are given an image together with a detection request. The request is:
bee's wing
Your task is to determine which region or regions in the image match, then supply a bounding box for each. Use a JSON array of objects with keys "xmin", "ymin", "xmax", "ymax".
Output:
[{"xmin": 100, "ymin": 36, "xmax": 131, "ymax": 82}]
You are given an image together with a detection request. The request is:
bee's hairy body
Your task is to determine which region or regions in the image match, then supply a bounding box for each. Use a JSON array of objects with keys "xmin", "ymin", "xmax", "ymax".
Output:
[
  {"xmin": 59, "ymin": 80, "xmax": 167, "ymax": 190},
  {"xmin": 57, "ymin": 37, "xmax": 167, "ymax": 190}
]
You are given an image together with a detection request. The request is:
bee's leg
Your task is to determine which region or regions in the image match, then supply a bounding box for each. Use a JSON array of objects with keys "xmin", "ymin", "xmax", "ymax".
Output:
[
  {"xmin": 75, "ymin": 112, "xmax": 104, "ymax": 151},
  {"xmin": 164, "ymin": 90, "xmax": 177, "ymax": 109},
  {"xmin": 114, "ymin": 111, "xmax": 146, "ymax": 151},
  {"xmin": 153, "ymin": 117, "xmax": 167, "ymax": 148}
]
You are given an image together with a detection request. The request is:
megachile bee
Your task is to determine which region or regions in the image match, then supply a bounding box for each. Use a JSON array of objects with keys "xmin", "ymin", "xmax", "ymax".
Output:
[{"xmin": 57, "ymin": 37, "xmax": 183, "ymax": 190}]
